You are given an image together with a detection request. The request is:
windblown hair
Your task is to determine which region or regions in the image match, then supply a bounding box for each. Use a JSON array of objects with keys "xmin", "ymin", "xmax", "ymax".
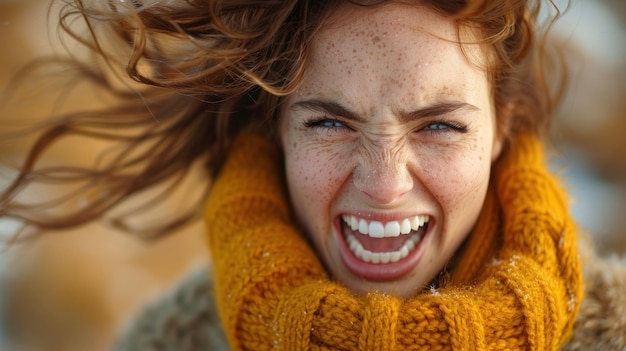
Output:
[{"xmin": 0, "ymin": 0, "xmax": 566, "ymax": 239}]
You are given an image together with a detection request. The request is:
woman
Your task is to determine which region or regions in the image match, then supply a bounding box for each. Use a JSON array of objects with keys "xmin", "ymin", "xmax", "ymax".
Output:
[
  {"xmin": 195, "ymin": 2, "xmax": 583, "ymax": 349},
  {"xmin": 2, "ymin": 0, "xmax": 624, "ymax": 350}
]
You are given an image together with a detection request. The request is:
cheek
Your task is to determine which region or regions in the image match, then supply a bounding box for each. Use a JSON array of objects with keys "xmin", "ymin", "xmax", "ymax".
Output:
[
  {"xmin": 284, "ymin": 143, "xmax": 350, "ymax": 223},
  {"xmin": 423, "ymin": 143, "xmax": 493, "ymax": 219}
]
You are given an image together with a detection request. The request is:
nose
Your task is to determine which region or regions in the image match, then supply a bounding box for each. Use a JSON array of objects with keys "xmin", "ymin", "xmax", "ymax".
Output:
[{"xmin": 352, "ymin": 150, "xmax": 414, "ymax": 205}]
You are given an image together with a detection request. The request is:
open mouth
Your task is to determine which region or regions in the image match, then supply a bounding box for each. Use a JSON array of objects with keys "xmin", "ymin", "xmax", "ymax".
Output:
[
  {"xmin": 338, "ymin": 214, "xmax": 430, "ymax": 281},
  {"xmin": 342, "ymin": 214, "xmax": 428, "ymax": 264}
]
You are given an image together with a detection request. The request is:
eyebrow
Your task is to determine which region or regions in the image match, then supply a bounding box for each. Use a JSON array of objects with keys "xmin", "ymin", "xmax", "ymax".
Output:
[
  {"xmin": 289, "ymin": 99, "xmax": 478, "ymax": 123},
  {"xmin": 290, "ymin": 100, "xmax": 365, "ymax": 122}
]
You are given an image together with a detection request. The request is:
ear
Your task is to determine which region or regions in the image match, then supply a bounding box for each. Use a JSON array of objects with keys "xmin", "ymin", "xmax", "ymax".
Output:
[
  {"xmin": 491, "ymin": 130, "xmax": 504, "ymax": 162},
  {"xmin": 491, "ymin": 102, "xmax": 512, "ymax": 162}
]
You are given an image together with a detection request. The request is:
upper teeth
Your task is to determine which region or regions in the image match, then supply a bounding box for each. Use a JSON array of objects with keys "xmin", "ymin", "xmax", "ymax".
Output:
[{"xmin": 341, "ymin": 215, "xmax": 429, "ymax": 238}]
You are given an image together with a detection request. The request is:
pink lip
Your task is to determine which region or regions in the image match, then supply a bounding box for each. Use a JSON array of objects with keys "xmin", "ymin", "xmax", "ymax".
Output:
[{"xmin": 334, "ymin": 215, "xmax": 432, "ymax": 281}]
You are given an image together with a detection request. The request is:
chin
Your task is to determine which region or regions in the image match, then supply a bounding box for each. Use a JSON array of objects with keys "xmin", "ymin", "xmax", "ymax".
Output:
[{"xmin": 336, "ymin": 266, "xmax": 437, "ymax": 298}]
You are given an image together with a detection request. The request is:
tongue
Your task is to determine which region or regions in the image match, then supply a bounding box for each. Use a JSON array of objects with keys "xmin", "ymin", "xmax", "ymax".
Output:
[{"xmin": 343, "ymin": 225, "xmax": 413, "ymax": 252}]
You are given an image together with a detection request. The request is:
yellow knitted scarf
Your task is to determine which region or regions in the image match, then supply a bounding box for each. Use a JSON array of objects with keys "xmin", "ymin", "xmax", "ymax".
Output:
[{"xmin": 205, "ymin": 133, "xmax": 583, "ymax": 350}]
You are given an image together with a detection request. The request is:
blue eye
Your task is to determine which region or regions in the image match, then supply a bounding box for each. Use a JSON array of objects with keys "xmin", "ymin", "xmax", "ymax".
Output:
[
  {"xmin": 305, "ymin": 118, "xmax": 347, "ymax": 129},
  {"xmin": 424, "ymin": 122, "xmax": 450, "ymax": 131},
  {"xmin": 320, "ymin": 119, "xmax": 345, "ymax": 128},
  {"xmin": 422, "ymin": 122, "xmax": 467, "ymax": 133}
]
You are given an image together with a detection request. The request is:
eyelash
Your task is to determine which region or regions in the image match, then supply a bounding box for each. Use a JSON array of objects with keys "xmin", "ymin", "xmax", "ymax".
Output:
[
  {"xmin": 304, "ymin": 118, "xmax": 348, "ymax": 129},
  {"xmin": 422, "ymin": 121, "xmax": 468, "ymax": 134},
  {"xmin": 303, "ymin": 117, "xmax": 467, "ymax": 134},
  {"xmin": 303, "ymin": 118, "xmax": 352, "ymax": 136}
]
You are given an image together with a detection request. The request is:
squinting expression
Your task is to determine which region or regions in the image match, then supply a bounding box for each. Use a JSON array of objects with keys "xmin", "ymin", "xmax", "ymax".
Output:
[{"xmin": 279, "ymin": 3, "xmax": 502, "ymax": 297}]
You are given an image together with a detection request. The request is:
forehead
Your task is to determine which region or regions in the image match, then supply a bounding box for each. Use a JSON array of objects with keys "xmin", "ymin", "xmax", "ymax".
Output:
[
  {"xmin": 321, "ymin": 2, "xmax": 457, "ymax": 42},
  {"xmin": 291, "ymin": 3, "xmax": 487, "ymax": 106}
]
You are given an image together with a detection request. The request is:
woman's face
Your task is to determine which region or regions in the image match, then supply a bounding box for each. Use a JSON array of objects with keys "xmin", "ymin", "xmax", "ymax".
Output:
[{"xmin": 279, "ymin": 3, "xmax": 502, "ymax": 297}]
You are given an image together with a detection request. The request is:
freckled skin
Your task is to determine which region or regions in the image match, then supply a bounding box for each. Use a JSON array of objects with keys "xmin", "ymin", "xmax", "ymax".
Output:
[{"xmin": 279, "ymin": 3, "xmax": 503, "ymax": 297}]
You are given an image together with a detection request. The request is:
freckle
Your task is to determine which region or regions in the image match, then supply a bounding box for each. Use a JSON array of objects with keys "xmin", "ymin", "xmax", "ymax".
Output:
[
  {"xmin": 372, "ymin": 36, "xmax": 381, "ymax": 43},
  {"xmin": 353, "ymin": 48, "xmax": 356, "ymax": 53}
]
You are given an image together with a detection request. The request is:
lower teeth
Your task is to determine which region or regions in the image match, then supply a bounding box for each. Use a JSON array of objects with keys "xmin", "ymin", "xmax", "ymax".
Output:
[{"xmin": 346, "ymin": 234, "xmax": 422, "ymax": 264}]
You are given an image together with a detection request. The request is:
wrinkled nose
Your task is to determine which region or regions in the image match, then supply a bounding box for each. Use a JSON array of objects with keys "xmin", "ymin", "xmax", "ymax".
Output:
[{"xmin": 352, "ymin": 153, "xmax": 414, "ymax": 205}]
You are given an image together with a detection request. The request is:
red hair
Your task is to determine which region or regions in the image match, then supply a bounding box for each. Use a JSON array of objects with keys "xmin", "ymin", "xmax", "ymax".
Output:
[{"xmin": 0, "ymin": 0, "xmax": 566, "ymax": 238}]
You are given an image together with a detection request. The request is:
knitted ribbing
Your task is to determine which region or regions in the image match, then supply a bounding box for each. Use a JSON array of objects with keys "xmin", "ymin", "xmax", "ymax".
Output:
[{"xmin": 205, "ymin": 133, "xmax": 583, "ymax": 351}]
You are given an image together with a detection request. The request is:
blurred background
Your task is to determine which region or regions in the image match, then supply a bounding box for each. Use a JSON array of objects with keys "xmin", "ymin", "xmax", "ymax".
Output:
[
  {"xmin": 0, "ymin": 2, "xmax": 208, "ymax": 350},
  {"xmin": 0, "ymin": 0, "xmax": 624, "ymax": 350}
]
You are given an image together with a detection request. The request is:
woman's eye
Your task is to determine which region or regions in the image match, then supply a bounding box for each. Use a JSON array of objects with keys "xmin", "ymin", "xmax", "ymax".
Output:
[
  {"xmin": 319, "ymin": 119, "xmax": 345, "ymax": 128},
  {"xmin": 424, "ymin": 122, "xmax": 450, "ymax": 131},
  {"xmin": 305, "ymin": 118, "xmax": 347, "ymax": 129},
  {"xmin": 422, "ymin": 121, "xmax": 467, "ymax": 133}
]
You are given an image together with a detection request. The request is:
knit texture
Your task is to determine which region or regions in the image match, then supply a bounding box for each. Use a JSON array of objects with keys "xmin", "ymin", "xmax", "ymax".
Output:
[
  {"xmin": 113, "ymin": 251, "xmax": 626, "ymax": 351},
  {"xmin": 205, "ymin": 133, "xmax": 583, "ymax": 351}
]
